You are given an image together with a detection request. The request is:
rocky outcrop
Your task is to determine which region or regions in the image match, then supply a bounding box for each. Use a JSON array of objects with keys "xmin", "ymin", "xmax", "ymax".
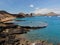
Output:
[
  {"xmin": 16, "ymin": 12, "xmax": 26, "ymax": 18},
  {"xmin": 0, "ymin": 23, "xmax": 29, "ymax": 45},
  {"xmin": 0, "ymin": 10, "xmax": 15, "ymax": 22},
  {"xmin": 13, "ymin": 13, "xmax": 33, "ymax": 18},
  {"xmin": 31, "ymin": 40, "xmax": 53, "ymax": 45}
]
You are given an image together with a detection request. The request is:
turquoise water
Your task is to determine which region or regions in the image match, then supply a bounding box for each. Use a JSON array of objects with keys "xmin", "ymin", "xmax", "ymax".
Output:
[{"xmin": 14, "ymin": 16, "xmax": 60, "ymax": 45}]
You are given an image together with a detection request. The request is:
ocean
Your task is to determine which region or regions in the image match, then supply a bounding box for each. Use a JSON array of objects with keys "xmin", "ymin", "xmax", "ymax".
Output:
[{"xmin": 14, "ymin": 16, "xmax": 60, "ymax": 45}]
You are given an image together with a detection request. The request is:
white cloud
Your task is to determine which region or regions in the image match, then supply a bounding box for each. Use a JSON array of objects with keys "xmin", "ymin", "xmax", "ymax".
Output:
[
  {"xmin": 32, "ymin": 8, "xmax": 60, "ymax": 14},
  {"xmin": 30, "ymin": 4, "xmax": 34, "ymax": 8}
]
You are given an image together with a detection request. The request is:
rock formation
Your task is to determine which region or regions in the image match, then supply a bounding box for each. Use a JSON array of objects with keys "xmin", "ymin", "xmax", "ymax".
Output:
[
  {"xmin": 0, "ymin": 10, "xmax": 15, "ymax": 22},
  {"xmin": 0, "ymin": 22, "xmax": 30, "ymax": 45}
]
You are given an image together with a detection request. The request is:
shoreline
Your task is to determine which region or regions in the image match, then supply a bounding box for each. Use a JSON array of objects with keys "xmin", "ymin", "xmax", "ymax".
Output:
[
  {"xmin": 0, "ymin": 20, "xmax": 59, "ymax": 45},
  {"xmin": 0, "ymin": 22, "xmax": 54, "ymax": 45}
]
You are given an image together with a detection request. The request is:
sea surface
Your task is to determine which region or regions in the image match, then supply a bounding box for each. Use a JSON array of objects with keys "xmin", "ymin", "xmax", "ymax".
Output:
[{"xmin": 14, "ymin": 16, "xmax": 60, "ymax": 45}]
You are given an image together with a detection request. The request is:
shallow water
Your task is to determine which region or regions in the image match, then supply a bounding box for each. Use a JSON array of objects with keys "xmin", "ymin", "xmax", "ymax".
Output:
[{"xmin": 14, "ymin": 16, "xmax": 60, "ymax": 45}]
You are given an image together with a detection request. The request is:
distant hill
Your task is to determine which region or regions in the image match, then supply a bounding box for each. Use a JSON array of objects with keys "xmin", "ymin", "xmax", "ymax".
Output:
[
  {"xmin": 34, "ymin": 12, "xmax": 59, "ymax": 16},
  {"xmin": 46, "ymin": 12, "xmax": 57, "ymax": 16}
]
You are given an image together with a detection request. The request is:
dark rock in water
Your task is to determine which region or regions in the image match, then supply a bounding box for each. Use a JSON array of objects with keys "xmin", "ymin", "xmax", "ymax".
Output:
[
  {"xmin": 20, "ymin": 22, "xmax": 48, "ymax": 29},
  {"xmin": 20, "ymin": 25, "xmax": 47, "ymax": 29}
]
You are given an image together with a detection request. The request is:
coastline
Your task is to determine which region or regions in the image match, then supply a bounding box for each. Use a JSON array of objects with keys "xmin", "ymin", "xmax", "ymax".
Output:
[
  {"xmin": 0, "ymin": 21, "xmax": 54, "ymax": 45},
  {"xmin": 0, "ymin": 16, "xmax": 60, "ymax": 45}
]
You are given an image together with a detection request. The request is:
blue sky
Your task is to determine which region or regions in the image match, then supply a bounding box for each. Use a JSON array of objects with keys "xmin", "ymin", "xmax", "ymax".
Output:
[{"xmin": 0, "ymin": 0, "xmax": 60, "ymax": 14}]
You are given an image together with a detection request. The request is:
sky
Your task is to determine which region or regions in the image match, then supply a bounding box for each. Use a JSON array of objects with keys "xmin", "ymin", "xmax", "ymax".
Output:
[{"xmin": 0, "ymin": 0, "xmax": 60, "ymax": 14}]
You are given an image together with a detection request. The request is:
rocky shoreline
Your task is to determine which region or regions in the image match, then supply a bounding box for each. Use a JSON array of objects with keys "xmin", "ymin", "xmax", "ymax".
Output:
[
  {"xmin": 0, "ymin": 22, "xmax": 29, "ymax": 45},
  {"xmin": 0, "ymin": 22, "xmax": 55, "ymax": 45}
]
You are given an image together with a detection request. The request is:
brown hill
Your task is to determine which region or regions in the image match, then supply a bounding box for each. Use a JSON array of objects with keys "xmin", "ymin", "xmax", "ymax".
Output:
[{"xmin": 0, "ymin": 10, "xmax": 15, "ymax": 22}]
